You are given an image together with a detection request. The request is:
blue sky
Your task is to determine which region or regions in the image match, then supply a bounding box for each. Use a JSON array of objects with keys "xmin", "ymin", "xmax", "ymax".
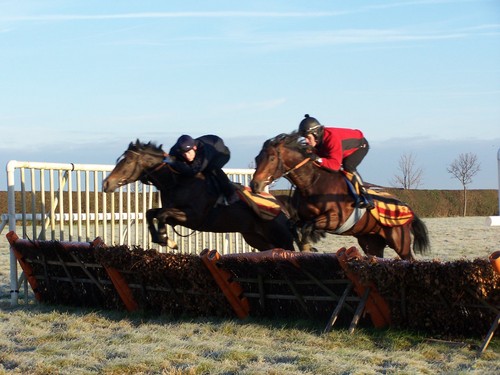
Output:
[{"xmin": 1, "ymin": 0, "xmax": 499, "ymax": 190}]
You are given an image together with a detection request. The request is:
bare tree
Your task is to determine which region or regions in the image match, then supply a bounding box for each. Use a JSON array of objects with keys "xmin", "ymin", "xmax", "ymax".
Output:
[
  {"xmin": 391, "ymin": 153, "xmax": 424, "ymax": 189},
  {"xmin": 447, "ymin": 152, "xmax": 481, "ymax": 216}
]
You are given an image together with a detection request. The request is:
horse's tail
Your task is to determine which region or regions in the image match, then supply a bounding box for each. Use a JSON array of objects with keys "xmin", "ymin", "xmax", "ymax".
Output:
[{"xmin": 411, "ymin": 215, "xmax": 431, "ymax": 255}]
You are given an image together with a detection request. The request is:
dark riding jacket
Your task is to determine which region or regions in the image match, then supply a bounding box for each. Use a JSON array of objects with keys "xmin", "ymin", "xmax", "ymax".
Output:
[{"xmin": 169, "ymin": 135, "xmax": 230, "ymax": 176}]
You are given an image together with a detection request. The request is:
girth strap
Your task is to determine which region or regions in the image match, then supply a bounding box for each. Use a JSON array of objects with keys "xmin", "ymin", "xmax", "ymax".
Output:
[{"xmin": 332, "ymin": 207, "xmax": 366, "ymax": 234}]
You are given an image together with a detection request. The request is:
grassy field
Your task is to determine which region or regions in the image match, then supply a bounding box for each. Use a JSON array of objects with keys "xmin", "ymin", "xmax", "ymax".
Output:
[{"xmin": 0, "ymin": 217, "xmax": 499, "ymax": 374}]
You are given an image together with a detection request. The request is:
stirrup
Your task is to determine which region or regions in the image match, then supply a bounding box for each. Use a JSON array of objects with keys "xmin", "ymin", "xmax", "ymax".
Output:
[
  {"xmin": 357, "ymin": 201, "xmax": 374, "ymax": 210},
  {"xmin": 214, "ymin": 195, "xmax": 230, "ymax": 207},
  {"xmin": 355, "ymin": 196, "xmax": 375, "ymax": 210}
]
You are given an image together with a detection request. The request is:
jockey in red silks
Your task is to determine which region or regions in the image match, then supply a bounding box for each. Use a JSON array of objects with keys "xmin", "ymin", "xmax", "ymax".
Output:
[{"xmin": 298, "ymin": 114, "xmax": 374, "ymax": 210}]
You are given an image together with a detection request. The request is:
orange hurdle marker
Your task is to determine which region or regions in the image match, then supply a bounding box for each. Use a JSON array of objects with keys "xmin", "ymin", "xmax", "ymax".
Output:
[
  {"xmin": 103, "ymin": 266, "xmax": 139, "ymax": 312},
  {"xmin": 200, "ymin": 249, "xmax": 250, "ymax": 319},
  {"xmin": 336, "ymin": 246, "xmax": 391, "ymax": 328}
]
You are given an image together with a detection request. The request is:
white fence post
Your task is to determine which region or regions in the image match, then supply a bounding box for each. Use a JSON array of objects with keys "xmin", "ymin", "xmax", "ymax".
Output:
[
  {"xmin": 486, "ymin": 148, "xmax": 500, "ymax": 226},
  {"xmin": 7, "ymin": 160, "xmax": 18, "ymax": 306}
]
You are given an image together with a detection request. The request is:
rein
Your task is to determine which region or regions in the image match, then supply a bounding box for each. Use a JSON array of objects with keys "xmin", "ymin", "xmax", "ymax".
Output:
[
  {"xmin": 282, "ymin": 157, "xmax": 312, "ymax": 178},
  {"xmin": 171, "ymin": 225, "xmax": 197, "ymax": 238},
  {"xmin": 135, "ymin": 151, "xmax": 175, "ymax": 187},
  {"xmin": 276, "ymin": 146, "xmax": 320, "ymax": 189},
  {"xmin": 138, "ymin": 161, "xmax": 166, "ymax": 186}
]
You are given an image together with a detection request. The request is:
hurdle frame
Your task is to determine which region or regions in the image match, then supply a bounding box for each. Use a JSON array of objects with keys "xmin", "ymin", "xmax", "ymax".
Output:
[{"xmin": 4, "ymin": 160, "xmax": 255, "ymax": 306}]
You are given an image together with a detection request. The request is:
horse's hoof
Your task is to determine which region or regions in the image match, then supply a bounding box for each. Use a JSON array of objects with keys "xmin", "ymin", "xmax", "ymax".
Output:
[
  {"xmin": 301, "ymin": 222, "xmax": 315, "ymax": 238},
  {"xmin": 167, "ymin": 238, "xmax": 178, "ymax": 249},
  {"xmin": 153, "ymin": 239, "xmax": 168, "ymax": 246}
]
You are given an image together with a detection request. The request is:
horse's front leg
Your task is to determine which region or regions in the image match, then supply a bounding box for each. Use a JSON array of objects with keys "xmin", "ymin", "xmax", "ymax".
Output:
[
  {"xmin": 146, "ymin": 208, "xmax": 178, "ymax": 249},
  {"xmin": 312, "ymin": 212, "xmax": 342, "ymax": 231},
  {"xmin": 300, "ymin": 212, "xmax": 340, "ymax": 243}
]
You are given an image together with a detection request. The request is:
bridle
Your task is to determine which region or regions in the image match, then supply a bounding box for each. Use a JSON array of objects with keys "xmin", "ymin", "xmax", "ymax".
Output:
[
  {"xmin": 117, "ymin": 149, "xmax": 168, "ymax": 187},
  {"xmin": 264, "ymin": 143, "xmax": 317, "ymax": 188}
]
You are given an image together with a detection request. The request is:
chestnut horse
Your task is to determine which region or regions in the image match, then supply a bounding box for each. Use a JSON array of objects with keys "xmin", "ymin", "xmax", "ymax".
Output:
[
  {"xmin": 250, "ymin": 133, "xmax": 430, "ymax": 260},
  {"xmin": 103, "ymin": 140, "xmax": 296, "ymax": 251}
]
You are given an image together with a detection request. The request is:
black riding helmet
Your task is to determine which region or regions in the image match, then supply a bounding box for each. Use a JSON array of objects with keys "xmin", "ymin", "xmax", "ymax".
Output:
[
  {"xmin": 298, "ymin": 114, "xmax": 324, "ymax": 141},
  {"xmin": 176, "ymin": 134, "xmax": 196, "ymax": 153}
]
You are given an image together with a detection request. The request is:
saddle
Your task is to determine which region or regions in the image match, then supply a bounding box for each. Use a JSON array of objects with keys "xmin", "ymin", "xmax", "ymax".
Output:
[
  {"xmin": 342, "ymin": 172, "xmax": 414, "ymax": 227},
  {"xmin": 236, "ymin": 186, "xmax": 283, "ymax": 220}
]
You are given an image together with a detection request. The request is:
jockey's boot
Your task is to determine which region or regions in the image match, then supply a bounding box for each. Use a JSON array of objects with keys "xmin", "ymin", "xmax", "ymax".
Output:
[
  {"xmin": 213, "ymin": 168, "xmax": 237, "ymax": 206},
  {"xmin": 352, "ymin": 171, "xmax": 375, "ymax": 210},
  {"xmin": 357, "ymin": 187, "xmax": 375, "ymax": 210}
]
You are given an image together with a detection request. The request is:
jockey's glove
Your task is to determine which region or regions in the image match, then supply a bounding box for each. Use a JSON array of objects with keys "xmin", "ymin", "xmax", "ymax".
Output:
[{"xmin": 311, "ymin": 156, "xmax": 323, "ymax": 168}]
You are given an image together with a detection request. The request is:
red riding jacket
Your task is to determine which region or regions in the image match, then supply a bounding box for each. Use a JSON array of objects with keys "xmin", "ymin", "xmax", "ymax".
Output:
[{"xmin": 315, "ymin": 127, "xmax": 366, "ymax": 171}]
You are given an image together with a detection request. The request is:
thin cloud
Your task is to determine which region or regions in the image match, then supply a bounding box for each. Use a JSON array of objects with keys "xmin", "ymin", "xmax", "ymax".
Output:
[
  {"xmin": 463, "ymin": 24, "xmax": 500, "ymax": 31},
  {"xmin": 341, "ymin": 87, "xmax": 500, "ymax": 97},
  {"xmin": 0, "ymin": 11, "xmax": 348, "ymax": 22},
  {"xmin": 106, "ymin": 25, "xmax": 495, "ymax": 50},
  {"xmin": 239, "ymin": 28, "xmax": 483, "ymax": 52},
  {"xmin": 362, "ymin": 0, "xmax": 476, "ymax": 11},
  {"xmin": 0, "ymin": 0, "xmax": 478, "ymax": 23}
]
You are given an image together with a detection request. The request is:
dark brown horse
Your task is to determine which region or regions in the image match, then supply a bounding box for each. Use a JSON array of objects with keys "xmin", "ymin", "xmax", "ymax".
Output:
[
  {"xmin": 102, "ymin": 140, "xmax": 296, "ymax": 251},
  {"xmin": 250, "ymin": 132, "xmax": 430, "ymax": 260}
]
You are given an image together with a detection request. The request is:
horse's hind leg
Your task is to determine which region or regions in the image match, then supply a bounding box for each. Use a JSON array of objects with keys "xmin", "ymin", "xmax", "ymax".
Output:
[
  {"xmin": 241, "ymin": 233, "xmax": 274, "ymax": 251},
  {"xmin": 249, "ymin": 214, "xmax": 297, "ymax": 251},
  {"xmin": 383, "ymin": 225, "xmax": 414, "ymax": 260},
  {"xmin": 270, "ymin": 215, "xmax": 296, "ymax": 251}
]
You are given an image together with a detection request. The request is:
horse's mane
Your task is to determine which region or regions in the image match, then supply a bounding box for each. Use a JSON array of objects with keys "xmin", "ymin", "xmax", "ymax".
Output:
[
  {"xmin": 265, "ymin": 131, "xmax": 314, "ymax": 158},
  {"xmin": 127, "ymin": 139, "xmax": 165, "ymax": 155}
]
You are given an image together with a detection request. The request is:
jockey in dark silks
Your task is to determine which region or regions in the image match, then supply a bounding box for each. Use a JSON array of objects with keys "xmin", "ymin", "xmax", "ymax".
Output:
[
  {"xmin": 168, "ymin": 134, "xmax": 235, "ymax": 205},
  {"xmin": 298, "ymin": 114, "xmax": 375, "ymax": 210}
]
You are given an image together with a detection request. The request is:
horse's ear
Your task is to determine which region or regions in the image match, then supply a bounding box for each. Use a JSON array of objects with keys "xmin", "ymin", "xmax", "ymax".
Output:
[{"xmin": 272, "ymin": 133, "xmax": 283, "ymax": 142}]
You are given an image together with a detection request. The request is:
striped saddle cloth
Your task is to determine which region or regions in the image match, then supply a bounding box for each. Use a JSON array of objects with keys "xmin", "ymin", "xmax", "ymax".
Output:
[
  {"xmin": 236, "ymin": 186, "xmax": 283, "ymax": 220},
  {"xmin": 366, "ymin": 189, "xmax": 414, "ymax": 227},
  {"xmin": 342, "ymin": 171, "xmax": 414, "ymax": 227}
]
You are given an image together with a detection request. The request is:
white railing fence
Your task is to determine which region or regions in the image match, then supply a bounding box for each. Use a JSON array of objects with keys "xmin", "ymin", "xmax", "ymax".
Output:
[{"xmin": 3, "ymin": 160, "xmax": 255, "ymax": 305}]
